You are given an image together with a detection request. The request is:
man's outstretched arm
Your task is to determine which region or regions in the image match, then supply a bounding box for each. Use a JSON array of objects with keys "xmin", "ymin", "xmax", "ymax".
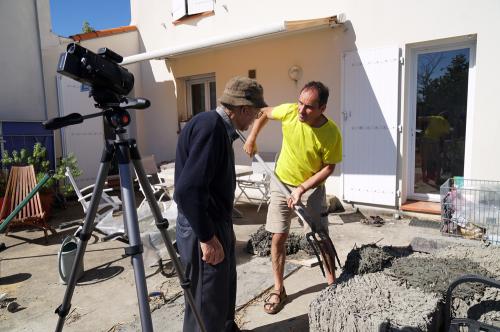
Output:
[{"xmin": 243, "ymin": 106, "xmax": 274, "ymax": 156}]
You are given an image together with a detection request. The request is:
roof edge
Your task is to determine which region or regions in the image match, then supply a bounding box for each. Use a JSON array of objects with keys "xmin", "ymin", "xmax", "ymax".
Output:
[{"xmin": 70, "ymin": 25, "xmax": 137, "ymax": 42}]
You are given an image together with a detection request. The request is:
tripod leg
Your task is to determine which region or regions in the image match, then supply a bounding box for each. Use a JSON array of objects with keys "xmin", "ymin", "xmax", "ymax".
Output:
[
  {"xmin": 116, "ymin": 141, "xmax": 154, "ymax": 332},
  {"xmin": 55, "ymin": 148, "xmax": 113, "ymax": 332},
  {"xmin": 130, "ymin": 141, "xmax": 207, "ymax": 332}
]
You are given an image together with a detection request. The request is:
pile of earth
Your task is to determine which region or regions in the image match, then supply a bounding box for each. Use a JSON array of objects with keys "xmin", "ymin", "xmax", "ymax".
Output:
[{"xmin": 246, "ymin": 225, "xmax": 316, "ymax": 257}]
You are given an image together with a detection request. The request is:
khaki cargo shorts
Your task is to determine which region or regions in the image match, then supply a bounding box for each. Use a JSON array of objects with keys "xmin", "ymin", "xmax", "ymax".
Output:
[{"xmin": 265, "ymin": 180, "xmax": 328, "ymax": 234}]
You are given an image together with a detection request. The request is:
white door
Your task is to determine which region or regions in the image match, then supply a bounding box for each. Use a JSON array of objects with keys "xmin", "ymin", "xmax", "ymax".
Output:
[
  {"xmin": 342, "ymin": 47, "xmax": 400, "ymax": 206},
  {"xmin": 57, "ymin": 75, "xmax": 105, "ymax": 187}
]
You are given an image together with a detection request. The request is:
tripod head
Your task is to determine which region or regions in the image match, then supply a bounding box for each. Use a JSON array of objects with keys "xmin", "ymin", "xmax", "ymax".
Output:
[{"xmin": 43, "ymin": 95, "xmax": 150, "ymax": 132}]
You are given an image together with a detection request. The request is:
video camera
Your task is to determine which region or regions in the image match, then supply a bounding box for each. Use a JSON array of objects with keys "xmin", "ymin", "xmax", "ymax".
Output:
[
  {"xmin": 57, "ymin": 43, "xmax": 134, "ymax": 104},
  {"xmin": 45, "ymin": 43, "xmax": 149, "ymax": 131}
]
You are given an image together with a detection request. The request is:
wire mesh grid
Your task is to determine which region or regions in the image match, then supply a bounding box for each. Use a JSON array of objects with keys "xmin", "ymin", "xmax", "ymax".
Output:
[{"xmin": 441, "ymin": 177, "xmax": 500, "ymax": 245}]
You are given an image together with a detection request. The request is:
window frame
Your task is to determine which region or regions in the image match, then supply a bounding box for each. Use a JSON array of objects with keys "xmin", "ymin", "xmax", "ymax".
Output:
[
  {"xmin": 186, "ymin": 74, "xmax": 216, "ymax": 119},
  {"xmin": 172, "ymin": 0, "xmax": 214, "ymax": 23},
  {"xmin": 406, "ymin": 38, "xmax": 476, "ymax": 202}
]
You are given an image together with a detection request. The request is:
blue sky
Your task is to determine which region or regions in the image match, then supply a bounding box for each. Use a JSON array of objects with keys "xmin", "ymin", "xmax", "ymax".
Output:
[
  {"xmin": 50, "ymin": 0, "xmax": 131, "ymax": 37},
  {"xmin": 418, "ymin": 48, "xmax": 469, "ymax": 80}
]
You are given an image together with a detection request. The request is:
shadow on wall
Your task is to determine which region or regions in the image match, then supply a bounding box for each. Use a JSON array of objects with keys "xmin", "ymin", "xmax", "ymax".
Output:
[
  {"xmin": 340, "ymin": 19, "xmax": 398, "ymax": 177},
  {"xmin": 135, "ymin": 38, "xmax": 178, "ymax": 164}
]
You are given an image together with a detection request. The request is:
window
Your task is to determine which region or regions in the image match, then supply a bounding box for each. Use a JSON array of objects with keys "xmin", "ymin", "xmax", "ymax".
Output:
[
  {"xmin": 172, "ymin": 0, "xmax": 214, "ymax": 22},
  {"xmin": 186, "ymin": 75, "xmax": 216, "ymax": 118}
]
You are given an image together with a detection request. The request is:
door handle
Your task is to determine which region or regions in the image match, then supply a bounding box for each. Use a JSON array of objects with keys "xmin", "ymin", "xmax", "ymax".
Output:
[{"xmin": 342, "ymin": 111, "xmax": 351, "ymax": 121}]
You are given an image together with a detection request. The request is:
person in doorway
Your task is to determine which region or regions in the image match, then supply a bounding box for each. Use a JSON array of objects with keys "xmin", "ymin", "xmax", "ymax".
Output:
[
  {"xmin": 174, "ymin": 76, "xmax": 267, "ymax": 331},
  {"xmin": 243, "ymin": 81, "xmax": 342, "ymax": 314},
  {"xmin": 419, "ymin": 112, "xmax": 450, "ymax": 186}
]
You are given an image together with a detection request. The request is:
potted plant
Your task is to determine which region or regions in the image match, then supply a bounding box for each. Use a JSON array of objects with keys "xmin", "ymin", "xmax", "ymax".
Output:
[{"xmin": 0, "ymin": 143, "xmax": 82, "ymax": 216}]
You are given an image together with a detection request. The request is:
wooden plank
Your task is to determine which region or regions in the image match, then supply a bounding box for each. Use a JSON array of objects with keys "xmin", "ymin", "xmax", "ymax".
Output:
[
  {"xmin": 0, "ymin": 166, "xmax": 14, "ymax": 217},
  {"xmin": 401, "ymin": 200, "xmax": 440, "ymax": 215},
  {"xmin": 288, "ymin": 257, "xmax": 321, "ymax": 268},
  {"xmin": 20, "ymin": 167, "xmax": 28, "ymax": 220},
  {"xmin": 29, "ymin": 167, "xmax": 41, "ymax": 217},
  {"xmin": 27, "ymin": 167, "xmax": 36, "ymax": 217}
]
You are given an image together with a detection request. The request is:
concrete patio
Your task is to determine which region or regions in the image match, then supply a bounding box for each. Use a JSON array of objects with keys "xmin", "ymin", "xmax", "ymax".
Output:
[{"xmin": 0, "ymin": 196, "xmax": 444, "ymax": 331}]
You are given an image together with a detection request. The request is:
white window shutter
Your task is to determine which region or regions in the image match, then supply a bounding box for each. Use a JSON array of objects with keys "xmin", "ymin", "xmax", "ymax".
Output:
[
  {"xmin": 342, "ymin": 47, "xmax": 400, "ymax": 206},
  {"xmin": 172, "ymin": 0, "xmax": 187, "ymax": 21},
  {"xmin": 187, "ymin": 0, "xmax": 214, "ymax": 15}
]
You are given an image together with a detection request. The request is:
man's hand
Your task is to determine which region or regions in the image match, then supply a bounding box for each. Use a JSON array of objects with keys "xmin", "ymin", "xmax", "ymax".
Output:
[
  {"xmin": 200, "ymin": 235, "xmax": 225, "ymax": 265},
  {"xmin": 243, "ymin": 137, "xmax": 258, "ymax": 157},
  {"xmin": 287, "ymin": 185, "xmax": 306, "ymax": 209}
]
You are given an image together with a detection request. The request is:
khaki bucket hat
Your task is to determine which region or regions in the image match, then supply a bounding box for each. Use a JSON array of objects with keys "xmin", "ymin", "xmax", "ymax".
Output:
[{"xmin": 219, "ymin": 76, "xmax": 267, "ymax": 108}]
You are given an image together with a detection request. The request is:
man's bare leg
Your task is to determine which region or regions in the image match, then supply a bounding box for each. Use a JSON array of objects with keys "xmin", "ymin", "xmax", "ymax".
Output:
[
  {"xmin": 324, "ymin": 251, "xmax": 336, "ymax": 285},
  {"xmin": 268, "ymin": 232, "xmax": 288, "ymax": 305},
  {"xmin": 317, "ymin": 238, "xmax": 337, "ymax": 285}
]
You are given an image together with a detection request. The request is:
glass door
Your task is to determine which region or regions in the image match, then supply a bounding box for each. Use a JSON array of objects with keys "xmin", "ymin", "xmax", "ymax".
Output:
[{"xmin": 410, "ymin": 43, "xmax": 473, "ymax": 200}]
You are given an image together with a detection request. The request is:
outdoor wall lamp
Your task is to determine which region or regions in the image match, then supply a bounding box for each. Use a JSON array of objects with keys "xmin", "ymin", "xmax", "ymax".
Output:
[{"xmin": 288, "ymin": 65, "xmax": 303, "ymax": 82}]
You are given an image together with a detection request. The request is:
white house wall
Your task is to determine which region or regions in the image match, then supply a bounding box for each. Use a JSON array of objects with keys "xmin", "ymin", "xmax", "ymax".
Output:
[
  {"xmin": 129, "ymin": 0, "xmax": 500, "ymax": 202},
  {"xmin": 165, "ymin": 28, "xmax": 346, "ymax": 198},
  {"xmin": 0, "ymin": 0, "xmax": 48, "ymax": 121}
]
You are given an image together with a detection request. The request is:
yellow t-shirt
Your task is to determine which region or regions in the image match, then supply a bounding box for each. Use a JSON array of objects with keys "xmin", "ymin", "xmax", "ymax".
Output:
[
  {"xmin": 272, "ymin": 103, "xmax": 342, "ymax": 186},
  {"xmin": 424, "ymin": 115, "xmax": 450, "ymax": 140}
]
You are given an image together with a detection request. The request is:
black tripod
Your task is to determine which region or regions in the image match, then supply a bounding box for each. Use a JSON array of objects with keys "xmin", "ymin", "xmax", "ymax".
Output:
[{"xmin": 45, "ymin": 101, "xmax": 206, "ymax": 332}]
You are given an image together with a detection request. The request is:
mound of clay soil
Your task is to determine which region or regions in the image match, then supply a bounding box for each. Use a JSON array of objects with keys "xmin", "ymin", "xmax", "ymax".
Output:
[
  {"xmin": 310, "ymin": 272, "xmax": 442, "ymax": 331},
  {"xmin": 246, "ymin": 225, "xmax": 310, "ymax": 256},
  {"xmin": 341, "ymin": 243, "xmax": 412, "ymax": 277},
  {"xmin": 387, "ymin": 257, "xmax": 493, "ymax": 301},
  {"xmin": 310, "ymin": 243, "xmax": 500, "ymax": 331}
]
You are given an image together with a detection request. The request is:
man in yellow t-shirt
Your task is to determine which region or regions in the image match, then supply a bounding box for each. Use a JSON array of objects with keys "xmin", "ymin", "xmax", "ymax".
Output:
[
  {"xmin": 419, "ymin": 114, "xmax": 450, "ymax": 184},
  {"xmin": 244, "ymin": 81, "xmax": 342, "ymax": 314}
]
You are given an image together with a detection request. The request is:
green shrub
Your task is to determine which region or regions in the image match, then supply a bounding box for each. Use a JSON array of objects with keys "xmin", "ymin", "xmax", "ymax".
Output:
[{"xmin": 1, "ymin": 143, "xmax": 82, "ymax": 197}]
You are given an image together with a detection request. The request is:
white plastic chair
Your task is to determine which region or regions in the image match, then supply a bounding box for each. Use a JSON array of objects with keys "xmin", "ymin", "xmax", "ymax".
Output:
[
  {"xmin": 235, "ymin": 152, "xmax": 277, "ymax": 212},
  {"xmin": 135, "ymin": 155, "xmax": 171, "ymax": 210},
  {"xmin": 65, "ymin": 167, "xmax": 121, "ymax": 222},
  {"xmin": 157, "ymin": 170, "xmax": 175, "ymax": 198}
]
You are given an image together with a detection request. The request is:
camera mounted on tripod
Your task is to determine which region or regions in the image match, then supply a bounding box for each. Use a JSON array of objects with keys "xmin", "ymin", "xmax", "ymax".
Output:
[
  {"xmin": 48, "ymin": 43, "xmax": 207, "ymax": 332},
  {"xmin": 44, "ymin": 43, "xmax": 150, "ymax": 131}
]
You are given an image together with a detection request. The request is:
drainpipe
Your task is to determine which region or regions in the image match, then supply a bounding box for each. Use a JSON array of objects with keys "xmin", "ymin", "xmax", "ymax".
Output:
[{"xmin": 33, "ymin": 0, "xmax": 49, "ymax": 121}]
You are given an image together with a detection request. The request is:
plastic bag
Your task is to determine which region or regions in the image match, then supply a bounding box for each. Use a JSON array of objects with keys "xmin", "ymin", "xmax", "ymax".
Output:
[{"xmin": 95, "ymin": 211, "xmax": 124, "ymax": 234}]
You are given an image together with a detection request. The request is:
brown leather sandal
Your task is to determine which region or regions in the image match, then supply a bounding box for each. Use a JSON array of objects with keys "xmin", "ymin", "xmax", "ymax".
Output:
[{"xmin": 263, "ymin": 287, "xmax": 287, "ymax": 314}]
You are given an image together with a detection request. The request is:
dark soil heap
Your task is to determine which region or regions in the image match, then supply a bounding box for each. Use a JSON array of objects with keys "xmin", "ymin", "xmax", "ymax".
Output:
[
  {"xmin": 387, "ymin": 257, "xmax": 493, "ymax": 301},
  {"xmin": 246, "ymin": 225, "xmax": 312, "ymax": 256},
  {"xmin": 341, "ymin": 243, "xmax": 412, "ymax": 277}
]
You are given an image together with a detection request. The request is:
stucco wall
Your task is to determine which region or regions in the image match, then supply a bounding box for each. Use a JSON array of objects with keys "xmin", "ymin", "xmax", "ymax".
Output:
[
  {"xmin": 0, "ymin": 0, "xmax": 48, "ymax": 121},
  {"xmin": 167, "ymin": 28, "xmax": 346, "ymax": 194},
  {"xmin": 129, "ymin": 0, "xmax": 500, "ymax": 201}
]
